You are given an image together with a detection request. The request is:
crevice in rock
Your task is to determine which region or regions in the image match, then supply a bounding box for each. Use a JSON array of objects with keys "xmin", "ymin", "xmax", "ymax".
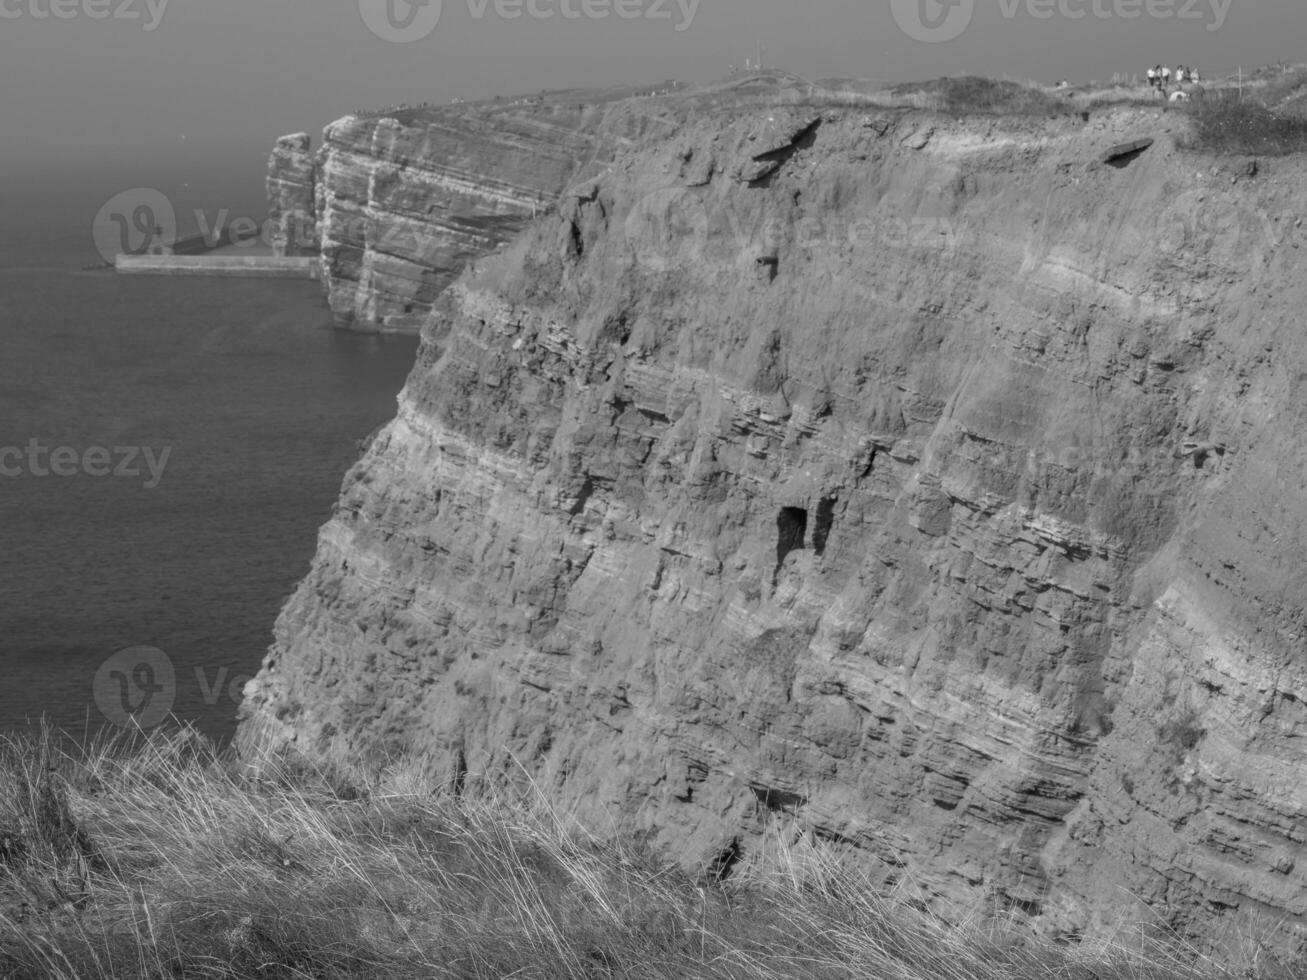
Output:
[
  {"xmin": 599, "ymin": 312, "xmax": 630, "ymax": 347},
  {"xmin": 450, "ymin": 748, "xmax": 468, "ymax": 797},
  {"xmin": 812, "ymin": 496, "xmax": 837, "ymax": 556},
  {"xmin": 674, "ymin": 761, "xmax": 708, "ymax": 804},
  {"xmin": 775, "ymin": 506, "xmax": 808, "ymax": 580},
  {"xmin": 813, "ymin": 825, "xmax": 858, "ymax": 846},
  {"xmin": 747, "ymin": 119, "xmax": 822, "ymax": 188},
  {"xmin": 857, "ymin": 448, "xmax": 877, "ymax": 483},
  {"xmin": 568, "ymin": 476, "xmax": 596, "ymax": 517},
  {"xmin": 1102, "ymin": 137, "xmax": 1154, "ymax": 168},
  {"xmin": 750, "ymin": 784, "xmax": 807, "ymax": 815},
  {"xmin": 707, "ymin": 837, "xmax": 742, "ymax": 882},
  {"xmin": 608, "ymin": 393, "xmax": 631, "ymax": 423},
  {"xmin": 1176, "ymin": 440, "xmax": 1225, "ymax": 469}
]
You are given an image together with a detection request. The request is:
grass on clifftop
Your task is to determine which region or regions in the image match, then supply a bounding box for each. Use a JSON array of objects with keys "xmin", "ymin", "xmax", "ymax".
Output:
[
  {"xmin": 0, "ymin": 725, "xmax": 1297, "ymax": 980},
  {"xmin": 888, "ymin": 76, "xmax": 1071, "ymax": 117},
  {"xmin": 1180, "ymin": 90, "xmax": 1307, "ymax": 156}
]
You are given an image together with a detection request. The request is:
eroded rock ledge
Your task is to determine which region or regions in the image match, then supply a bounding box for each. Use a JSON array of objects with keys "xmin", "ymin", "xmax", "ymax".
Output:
[{"xmin": 245, "ymin": 94, "xmax": 1307, "ymax": 957}]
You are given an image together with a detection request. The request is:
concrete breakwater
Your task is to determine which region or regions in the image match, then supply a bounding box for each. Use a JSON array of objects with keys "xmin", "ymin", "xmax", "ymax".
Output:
[{"xmin": 115, "ymin": 254, "xmax": 319, "ymax": 278}]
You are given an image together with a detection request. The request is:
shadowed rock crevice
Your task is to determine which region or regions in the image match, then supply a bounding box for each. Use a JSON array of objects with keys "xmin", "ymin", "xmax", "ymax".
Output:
[
  {"xmin": 706, "ymin": 838, "xmax": 742, "ymax": 882},
  {"xmin": 775, "ymin": 506, "xmax": 807, "ymax": 580},
  {"xmin": 750, "ymin": 784, "xmax": 807, "ymax": 815},
  {"xmin": 1102, "ymin": 137, "xmax": 1154, "ymax": 168},
  {"xmin": 812, "ymin": 497, "xmax": 837, "ymax": 556},
  {"xmin": 746, "ymin": 118, "xmax": 822, "ymax": 188}
]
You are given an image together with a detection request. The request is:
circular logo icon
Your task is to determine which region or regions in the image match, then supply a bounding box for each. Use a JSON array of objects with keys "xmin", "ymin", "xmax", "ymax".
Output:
[
  {"xmin": 93, "ymin": 645, "xmax": 176, "ymax": 729},
  {"xmin": 891, "ymin": 0, "xmax": 974, "ymax": 43},
  {"xmin": 624, "ymin": 187, "xmax": 711, "ymax": 273},
  {"xmin": 359, "ymin": 0, "xmax": 442, "ymax": 43},
  {"xmin": 92, "ymin": 188, "xmax": 177, "ymax": 264},
  {"xmin": 1157, "ymin": 189, "xmax": 1248, "ymax": 259}
]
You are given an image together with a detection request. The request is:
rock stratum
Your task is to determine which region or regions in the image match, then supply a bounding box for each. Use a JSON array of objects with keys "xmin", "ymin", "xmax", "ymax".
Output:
[{"xmin": 243, "ymin": 76, "xmax": 1307, "ymax": 956}]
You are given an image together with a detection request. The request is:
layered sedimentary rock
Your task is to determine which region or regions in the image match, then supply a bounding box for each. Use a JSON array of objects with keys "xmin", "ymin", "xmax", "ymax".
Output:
[
  {"xmin": 267, "ymin": 87, "xmax": 692, "ymax": 330},
  {"xmin": 266, "ymin": 133, "xmax": 317, "ymax": 257},
  {"xmin": 242, "ymin": 90, "xmax": 1307, "ymax": 957}
]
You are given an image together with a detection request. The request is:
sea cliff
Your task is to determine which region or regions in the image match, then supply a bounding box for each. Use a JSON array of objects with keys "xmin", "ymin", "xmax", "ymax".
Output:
[
  {"xmin": 266, "ymin": 83, "xmax": 691, "ymax": 330},
  {"xmin": 244, "ymin": 76, "xmax": 1307, "ymax": 956}
]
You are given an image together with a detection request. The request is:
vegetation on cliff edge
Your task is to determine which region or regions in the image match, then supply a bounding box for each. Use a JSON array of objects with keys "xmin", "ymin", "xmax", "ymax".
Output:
[
  {"xmin": 0, "ymin": 726, "xmax": 1297, "ymax": 979},
  {"xmin": 1180, "ymin": 91, "xmax": 1307, "ymax": 156}
]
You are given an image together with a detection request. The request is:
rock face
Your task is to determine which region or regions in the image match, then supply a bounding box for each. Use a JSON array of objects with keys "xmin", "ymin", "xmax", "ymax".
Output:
[
  {"xmin": 241, "ymin": 91, "xmax": 1307, "ymax": 957},
  {"xmin": 266, "ymin": 89, "xmax": 691, "ymax": 330},
  {"xmin": 266, "ymin": 133, "xmax": 317, "ymax": 257}
]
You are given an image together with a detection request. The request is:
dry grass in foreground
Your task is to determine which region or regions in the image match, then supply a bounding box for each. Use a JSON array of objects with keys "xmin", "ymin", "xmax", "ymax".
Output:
[{"xmin": 0, "ymin": 726, "xmax": 1298, "ymax": 979}]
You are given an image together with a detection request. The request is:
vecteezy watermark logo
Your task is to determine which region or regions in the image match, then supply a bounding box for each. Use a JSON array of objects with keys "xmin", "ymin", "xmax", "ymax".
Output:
[
  {"xmin": 93, "ymin": 646, "xmax": 256, "ymax": 729},
  {"xmin": 1155, "ymin": 188, "xmax": 1246, "ymax": 257},
  {"xmin": 892, "ymin": 0, "xmax": 1231, "ymax": 42},
  {"xmin": 1149, "ymin": 190, "xmax": 1305, "ymax": 286},
  {"xmin": 358, "ymin": 0, "xmax": 442, "ymax": 42},
  {"xmin": 891, "ymin": 0, "xmax": 975, "ymax": 42},
  {"xmin": 623, "ymin": 187, "xmax": 712, "ymax": 272},
  {"xmin": 0, "ymin": 0, "xmax": 169, "ymax": 30},
  {"xmin": 360, "ymin": 0, "xmax": 698, "ymax": 42},
  {"xmin": 93, "ymin": 188, "xmax": 177, "ymax": 264},
  {"xmin": 623, "ymin": 187, "xmax": 964, "ymax": 274},
  {"xmin": 93, "ymin": 188, "xmax": 327, "ymax": 263},
  {"xmin": 1160, "ymin": 189, "xmax": 1303, "ymax": 256},
  {"xmin": 94, "ymin": 646, "xmax": 176, "ymax": 728},
  {"xmin": 0, "ymin": 440, "xmax": 171, "ymax": 488}
]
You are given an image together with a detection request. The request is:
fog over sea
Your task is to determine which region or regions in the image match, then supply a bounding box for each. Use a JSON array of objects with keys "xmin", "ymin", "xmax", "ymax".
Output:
[{"xmin": 0, "ymin": 157, "xmax": 419, "ymax": 743}]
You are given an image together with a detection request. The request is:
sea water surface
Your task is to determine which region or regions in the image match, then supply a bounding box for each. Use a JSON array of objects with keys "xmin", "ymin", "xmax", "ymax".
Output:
[{"xmin": 0, "ymin": 160, "xmax": 419, "ymax": 742}]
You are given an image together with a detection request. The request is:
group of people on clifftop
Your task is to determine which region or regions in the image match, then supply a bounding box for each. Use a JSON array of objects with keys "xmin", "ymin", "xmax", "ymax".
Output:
[{"xmin": 1147, "ymin": 64, "xmax": 1202, "ymax": 98}]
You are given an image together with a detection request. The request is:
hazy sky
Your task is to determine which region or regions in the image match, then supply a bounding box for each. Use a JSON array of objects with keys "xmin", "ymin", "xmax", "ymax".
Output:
[{"xmin": 1, "ymin": 0, "xmax": 1302, "ymax": 180}]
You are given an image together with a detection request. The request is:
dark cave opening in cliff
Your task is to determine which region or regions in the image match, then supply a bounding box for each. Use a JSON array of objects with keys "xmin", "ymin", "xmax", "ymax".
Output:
[{"xmin": 776, "ymin": 506, "xmax": 808, "ymax": 577}]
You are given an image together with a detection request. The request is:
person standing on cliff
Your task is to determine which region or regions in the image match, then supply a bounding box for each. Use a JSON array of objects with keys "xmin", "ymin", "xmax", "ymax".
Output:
[{"xmin": 1147, "ymin": 66, "xmax": 1157, "ymax": 90}]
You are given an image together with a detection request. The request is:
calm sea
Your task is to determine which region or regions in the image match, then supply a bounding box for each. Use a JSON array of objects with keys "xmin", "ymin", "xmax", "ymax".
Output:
[{"xmin": 0, "ymin": 158, "xmax": 418, "ymax": 743}]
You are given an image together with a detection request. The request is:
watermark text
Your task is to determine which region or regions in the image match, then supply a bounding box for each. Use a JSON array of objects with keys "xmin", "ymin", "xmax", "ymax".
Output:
[
  {"xmin": 0, "ymin": 440, "xmax": 170, "ymax": 488},
  {"xmin": 891, "ymin": 0, "xmax": 1230, "ymax": 43},
  {"xmin": 94, "ymin": 645, "xmax": 253, "ymax": 728},
  {"xmin": 0, "ymin": 0, "xmax": 168, "ymax": 30},
  {"xmin": 358, "ymin": 0, "xmax": 697, "ymax": 43}
]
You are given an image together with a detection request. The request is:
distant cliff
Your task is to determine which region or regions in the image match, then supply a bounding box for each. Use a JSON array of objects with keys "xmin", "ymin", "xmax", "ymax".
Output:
[
  {"xmin": 245, "ymin": 76, "xmax": 1307, "ymax": 958},
  {"xmin": 266, "ymin": 84, "xmax": 694, "ymax": 331}
]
